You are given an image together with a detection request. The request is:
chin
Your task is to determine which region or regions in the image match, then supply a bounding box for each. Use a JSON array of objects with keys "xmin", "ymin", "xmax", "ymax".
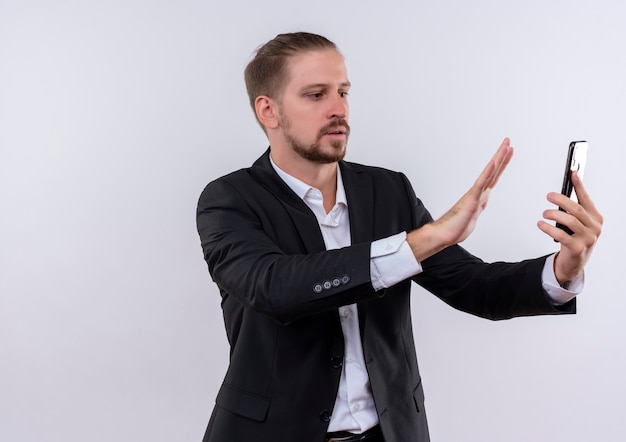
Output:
[
  {"xmin": 318, "ymin": 143, "xmax": 347, "ymax": 163},
  {"xmin": 290, "ymin": 137, "xmax": 348, "ymax": 163}
]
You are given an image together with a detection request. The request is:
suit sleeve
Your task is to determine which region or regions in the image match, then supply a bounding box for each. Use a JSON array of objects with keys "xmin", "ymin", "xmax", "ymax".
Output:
[
  {"xmin": 397, "ymin": 173, "xmax": 576, "ymax": 320},
  {"xmin": 196, "ymin": 177, "xmax": 382, "ymax": 325}
]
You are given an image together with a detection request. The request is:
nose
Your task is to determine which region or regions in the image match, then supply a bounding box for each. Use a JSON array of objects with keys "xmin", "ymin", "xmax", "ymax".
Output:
[{"xmin": 327, "ymin": 92, "xmax": 348, "ymax": 120}]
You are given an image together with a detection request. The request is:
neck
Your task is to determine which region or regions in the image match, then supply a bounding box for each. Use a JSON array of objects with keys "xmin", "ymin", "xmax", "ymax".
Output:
[{"xmin": 270, "ymin": 149, "xmax": 338, "ymax": 211}]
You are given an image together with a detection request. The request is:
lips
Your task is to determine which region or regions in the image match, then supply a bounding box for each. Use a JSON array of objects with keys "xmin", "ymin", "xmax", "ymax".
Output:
[
  {"xmin": 319, "ymin": 119, "xmax": 350, "ymax": 139},
  {"xmin": 323, "ymin": 124, "xmax": 349, "ymax": 136},
  {"xmin": 326, "ymin": 128, "xmax": 346, "ymax": 135}
]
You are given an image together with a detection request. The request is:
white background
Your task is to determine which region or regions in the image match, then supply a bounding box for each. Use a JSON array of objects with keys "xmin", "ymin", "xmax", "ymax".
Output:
[{"xmin": 1, "ymin": 1, "xmax": 624, "ymax": 441}]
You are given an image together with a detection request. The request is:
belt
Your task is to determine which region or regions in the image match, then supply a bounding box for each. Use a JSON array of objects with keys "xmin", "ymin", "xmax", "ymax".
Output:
[{"xmin": 325, "ymin": 425, "xmax": 384, "ymax": 442}]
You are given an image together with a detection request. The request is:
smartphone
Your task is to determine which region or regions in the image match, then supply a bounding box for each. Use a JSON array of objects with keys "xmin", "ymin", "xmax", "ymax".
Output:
[{"xmin": 556, "ymin": 140, "xmax": 588, "ymax": 235}]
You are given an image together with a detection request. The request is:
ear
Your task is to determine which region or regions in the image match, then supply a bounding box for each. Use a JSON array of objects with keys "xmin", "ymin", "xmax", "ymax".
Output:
[{"xmin": 255, "ymin": 96, "xmax": 279, "ymax": 130}]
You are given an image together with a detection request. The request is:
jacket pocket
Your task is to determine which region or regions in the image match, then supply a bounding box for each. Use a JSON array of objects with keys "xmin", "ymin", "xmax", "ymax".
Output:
[
  {"xmin": 412, "ymin": 381, "xmax": 425, "ymax": 413},
  {"xmin": 215, "ymin": 383, "xmax": 271, "ymax": 422}
]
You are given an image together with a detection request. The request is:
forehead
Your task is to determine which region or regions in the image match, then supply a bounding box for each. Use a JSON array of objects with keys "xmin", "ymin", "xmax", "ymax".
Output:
[{"xmin": 283, "ymin": 49, "xmax": 348, "ymax": 90}]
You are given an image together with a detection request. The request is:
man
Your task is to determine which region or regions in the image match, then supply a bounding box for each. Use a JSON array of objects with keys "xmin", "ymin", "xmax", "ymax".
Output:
[{"xmin": 196, "ymin": 32, "xmax": 602, "ymax": 442}]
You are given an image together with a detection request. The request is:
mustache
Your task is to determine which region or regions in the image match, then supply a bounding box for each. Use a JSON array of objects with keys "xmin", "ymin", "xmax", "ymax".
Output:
[{"xmin": 318, "ymin": 119, "xmax": 351, "ymax": 138}]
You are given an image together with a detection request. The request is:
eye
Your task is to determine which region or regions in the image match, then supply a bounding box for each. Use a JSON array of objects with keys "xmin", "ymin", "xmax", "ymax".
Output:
[
  {"xmin": 339, "ymin": 91, "xmax": 349, "ymax": 98},
  {"xmin": 308, "ymin": 92, "xmax": 324, "ymax": 100}
]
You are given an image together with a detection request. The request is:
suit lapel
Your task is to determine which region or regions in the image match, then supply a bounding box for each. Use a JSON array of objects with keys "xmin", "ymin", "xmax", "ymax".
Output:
[
  {"xmin": 250, "ymin": 150, "xmax": 327, "ymax": 254},
  {"xmin": 339, "ymin": 161, "xmax": 376, "ymax": 330},
  {"xmin": 340, "ymin": 162, "xmax": 374, "ymax": 245},
  {"xmin": 249, "ymin": 150, "xmax": 375, "ymax": 262}
]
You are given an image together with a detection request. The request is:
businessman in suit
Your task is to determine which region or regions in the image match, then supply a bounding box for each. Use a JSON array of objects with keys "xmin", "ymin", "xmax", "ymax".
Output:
[{"xmin": 196, "ymin": 32, "xmax": 602, "ymax": 442}]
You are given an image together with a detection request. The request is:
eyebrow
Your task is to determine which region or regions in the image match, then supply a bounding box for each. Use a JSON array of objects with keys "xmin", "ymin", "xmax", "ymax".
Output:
[{"xmin": 300, "ymin": 81, "xmax": 352, "ymax": 92}]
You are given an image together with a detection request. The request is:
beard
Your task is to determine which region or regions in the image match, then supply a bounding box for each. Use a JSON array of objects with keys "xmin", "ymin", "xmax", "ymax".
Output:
[{"xmin": 282, "ymin": 116, "xmax": 351, "ymax": 164}]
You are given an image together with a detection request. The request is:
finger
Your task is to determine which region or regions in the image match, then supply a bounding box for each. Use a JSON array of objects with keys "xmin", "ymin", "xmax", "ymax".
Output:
[
  {"xmin": 487, "ymin": 141, "xmax": 514, "ymax": 189},
  {"xmin": 473, "ymin": 155, "xmax": 497, "ymax": 193},
  {"xmin": 538, "ymin": 214, "xmax": 593, "ymax": 249},
  {"xmin": 537, "ymin": 219, "xmax": 576, "ymax": 244},
  {"xmin": 548, "ymin": 191, "xmax": 578, "ymax": 214},
  {"xmin": 475, "ymin": 138, "xmax": 513, "ymax": 191},
  {"xmin": 542, "ymin": 207, "xmax": 584, "ymax": 234},
  {"xmin": 542, "ymin": 200, "xmax": 601, "ymax": 244},
  {"xmin": 571, "ymin": 171, "xmax": 603, "ymax": 221},
  {"xmin": 545, "ymin": 192, "xmax": 597, "ymax": 235},
  {"xmin": 548, "ymin": 186, "xmax": 603, "ymax": 234}
]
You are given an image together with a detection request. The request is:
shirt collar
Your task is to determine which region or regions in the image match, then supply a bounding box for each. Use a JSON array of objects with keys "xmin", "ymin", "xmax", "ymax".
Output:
[{"xmin": 269, "ymin": 153, "xmax": 348, "ymax": 207}]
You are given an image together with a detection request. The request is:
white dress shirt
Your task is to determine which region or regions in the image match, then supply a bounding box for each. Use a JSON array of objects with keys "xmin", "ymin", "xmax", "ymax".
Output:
[{"xmin": 270, "ymin": 156, "xmax": 582, "ymax": 433}]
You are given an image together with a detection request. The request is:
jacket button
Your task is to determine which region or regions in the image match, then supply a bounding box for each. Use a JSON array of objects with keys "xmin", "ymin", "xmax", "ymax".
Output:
[
  {"xmin": 320, "ymin": 409, "xmax": 331, "ymax": 422},
  {"xmin": 330, "ymin": 356, "xmax": 343, "ymax": 369}
]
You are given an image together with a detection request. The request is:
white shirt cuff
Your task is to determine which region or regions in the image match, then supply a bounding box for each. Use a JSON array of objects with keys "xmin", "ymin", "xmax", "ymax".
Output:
[
  {"xmin": 370, "ymin": 232, "xmax": 423, "ymax": 291},
  {"xmin": 541, "ymin": 253, "xmax": 584, "ymax": 305}
]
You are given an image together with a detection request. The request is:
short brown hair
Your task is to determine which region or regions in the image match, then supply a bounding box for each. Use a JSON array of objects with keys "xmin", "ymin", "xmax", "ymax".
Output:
[{"xmin": 244, "ymin": 32, "xmax": 339, "ymax": 125}]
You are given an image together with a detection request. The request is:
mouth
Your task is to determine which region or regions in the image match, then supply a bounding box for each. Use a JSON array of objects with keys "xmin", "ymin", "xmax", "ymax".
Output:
[
  {"xmin": 319, "ymin": 119, "xmax": 350, "ymax": 141},
  {"xmin": 324, "ymin": 127, "xmax": 348, "ymax": 136}
]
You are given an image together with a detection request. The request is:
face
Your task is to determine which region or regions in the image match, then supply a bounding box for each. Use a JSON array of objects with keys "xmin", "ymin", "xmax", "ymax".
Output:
[{"xmin": 275, "ymin": 49, "xmax": 351, "ymax": 164}]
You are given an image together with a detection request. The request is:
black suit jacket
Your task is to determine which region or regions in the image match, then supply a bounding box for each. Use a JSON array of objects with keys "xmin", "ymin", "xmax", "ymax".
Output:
[{"xmin": 196, "ymin": 150, "xmax": 574, "ymax": 442}]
